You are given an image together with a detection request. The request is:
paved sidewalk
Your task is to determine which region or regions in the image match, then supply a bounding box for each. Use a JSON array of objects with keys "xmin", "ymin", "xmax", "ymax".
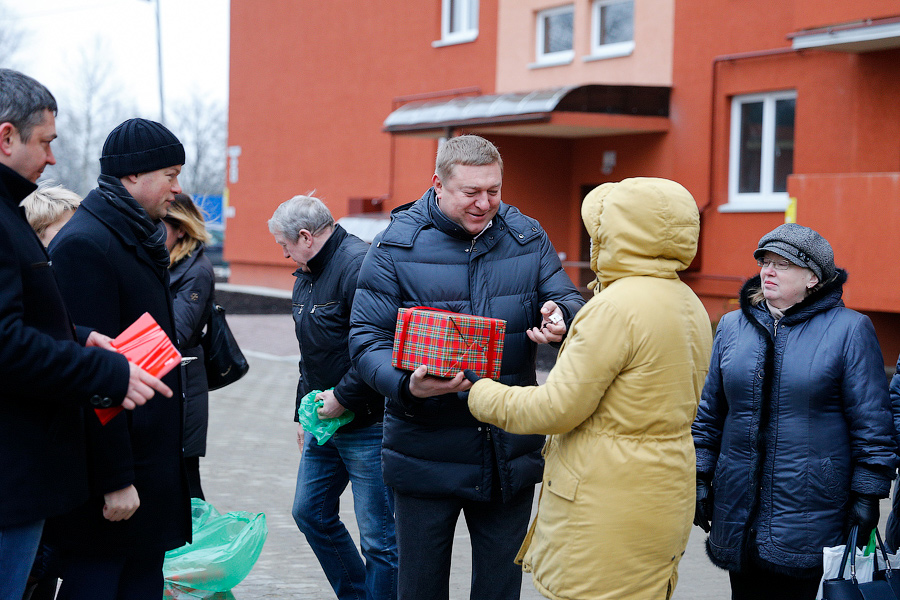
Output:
[{"xmin": 202, "ymin": 315, "xmax": 731, "ymax": 599}]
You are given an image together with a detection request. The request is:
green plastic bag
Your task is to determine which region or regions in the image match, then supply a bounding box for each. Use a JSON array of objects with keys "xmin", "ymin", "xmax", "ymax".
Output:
[
  {"xmin": 163, "ymin": 498, "xmax": 267, "ymax": 596},
  {"xmin": 298, "ymin": 389, "xmax": 355, "ymax": 445}
]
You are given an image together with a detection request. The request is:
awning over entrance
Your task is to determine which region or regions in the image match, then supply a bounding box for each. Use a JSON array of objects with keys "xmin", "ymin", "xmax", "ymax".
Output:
[
  {"xmin": 789, "ymin": 16, "xmax": 900, "ymax": 52},
  {"xmin": 383, "ymin": 84, "xmax": 671, "ymax": 138}
]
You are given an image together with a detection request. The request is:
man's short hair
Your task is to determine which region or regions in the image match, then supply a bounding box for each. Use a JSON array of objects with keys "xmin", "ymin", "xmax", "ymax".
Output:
[
  {"xmin": 435, "ymin": 135, "xmax": 503, "ymax": 182},
  {"xmin": 0, "ymin": 69, "xmax": 58, "ymax": 143},
  {"xmin": 21, "ymin": 183, "xmax": 81, "ymax": 240},
  {"xmin": 268, "ymin": 193, "xmax": 334, "ymax": 244}
]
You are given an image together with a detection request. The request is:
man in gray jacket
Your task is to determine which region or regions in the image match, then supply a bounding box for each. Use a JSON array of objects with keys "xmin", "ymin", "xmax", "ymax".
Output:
[{"xmin": 350, "ymin": 135, "xmax": 584, "ymax": 600}]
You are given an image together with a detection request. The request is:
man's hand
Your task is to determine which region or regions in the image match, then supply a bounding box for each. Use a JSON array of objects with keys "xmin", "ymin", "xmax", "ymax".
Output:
[
  {"xmin": 122, "ymin": 363, "xmax": 173, "ymax": 410},
  {"xmin": 86, "ymin": 330, "xmax": 115, "ymax": 350},
  {"xmin": 525, "ymin": 301, "xmax": 566, "ymax": 344},
  {"xmin": 316, "ymin": 389, "xmax": 346, "ymax": 419},
  {"xmin": 409, "ymin": 365, "xmax": 472, "ymax": 398},
  {"xmin": 297, "ymin": 423, "xmax": 305, "ymax": 452},
  {"xmin": 103, "ymin": 485, "xmax": 140, "ymax": 521}
]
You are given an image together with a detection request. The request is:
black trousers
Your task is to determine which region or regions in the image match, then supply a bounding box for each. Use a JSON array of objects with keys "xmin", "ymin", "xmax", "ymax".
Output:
[
  {"xmin": 184, "ymin": 456, "xmax": 205, "ymax": 500},
  {"xmin": 56, "ymin": 550, "xmax": 165, "ymax": 600},
  {"xmin": 729, "ymin": 560, "xmax": 822, "ymax": 600},
  {"xmin": 392, "ymin": 486, "xmax": 534, "ymax": 600}
]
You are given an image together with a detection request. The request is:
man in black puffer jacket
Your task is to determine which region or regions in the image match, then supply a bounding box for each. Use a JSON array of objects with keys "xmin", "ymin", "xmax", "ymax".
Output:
[
  {"xmin": 350, "ymin": 135, "xmax": 585, "ymax": 600},
  {"xmin": 269, "ymin": 194, "xmax": 397, "ymax": 600}
]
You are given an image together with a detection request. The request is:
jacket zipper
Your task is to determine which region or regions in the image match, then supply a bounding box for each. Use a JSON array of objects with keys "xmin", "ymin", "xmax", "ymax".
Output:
[{"xmin": 310, "ymin": 301, "xmax": 338, "ymax": 313}]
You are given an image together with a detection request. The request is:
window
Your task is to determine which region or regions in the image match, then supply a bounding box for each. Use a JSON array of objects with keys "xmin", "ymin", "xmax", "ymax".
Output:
[
  {"xmin": 724, "ymin": 91, "xmax": 796, "ymax": 212},
  {"xmin": 589, "ymin": 0, "xmax": 634, "ymax": 59},
  {"xmin": 535, "ymin": 5, "xmax": 575, "ymax": 66},
  {"xmin": 434, "ymin": 0, "xmax": 479, "ymax": 46}
]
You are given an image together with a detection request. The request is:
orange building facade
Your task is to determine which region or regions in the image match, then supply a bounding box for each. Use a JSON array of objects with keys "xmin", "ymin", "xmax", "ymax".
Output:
[{"xmin": 226, "ymin": 0, "xmax": 900, "ymax": 363}]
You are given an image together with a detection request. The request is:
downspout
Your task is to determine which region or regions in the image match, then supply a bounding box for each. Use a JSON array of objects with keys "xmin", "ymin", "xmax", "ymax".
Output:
[
  {"xmin": 691, "ymin": 47, "xmax": 805, "ymax": 294},
  {"xmin": 700, "ymin": 46, "xmax": 804, "ymax": 214},
  {"xmin": 381, "ymin": 87, "xmax": 481, "ymax": 203}
]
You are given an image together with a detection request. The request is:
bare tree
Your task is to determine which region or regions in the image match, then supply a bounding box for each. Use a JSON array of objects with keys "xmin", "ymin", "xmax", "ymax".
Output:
[
  {"xmin": 168, "ymin": 94, "xmax": 227, "ymax": 197},
  {"xmin": 44, "ymin": 39, "xmax": 135, "ymax": 195},
  {"xmin": 0, "ymin": 0, "xmax": 26, "ymax": 69}
]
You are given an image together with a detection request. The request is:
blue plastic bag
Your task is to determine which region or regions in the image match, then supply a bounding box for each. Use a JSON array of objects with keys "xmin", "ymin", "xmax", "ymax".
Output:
[{"xmin": 298, "ymin": 389, "xmax": 354, "ymax": 445}]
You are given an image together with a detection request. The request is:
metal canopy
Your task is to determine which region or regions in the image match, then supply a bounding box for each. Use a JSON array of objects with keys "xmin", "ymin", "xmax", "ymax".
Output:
[
  {"xmin": 383, "ymin": 84, "xmax": 671, "ymax": 138},
  {"xmin": 789, "ymin": 16, "xmax": 900, "ymax": 52}
]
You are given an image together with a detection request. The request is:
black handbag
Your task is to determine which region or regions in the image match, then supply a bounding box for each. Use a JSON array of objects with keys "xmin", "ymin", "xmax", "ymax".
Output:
[
  {"xmin": 874, "ymin": 528, "xmax": 900, "ymax": 598},
  {"xmin": 823, "ymin": 526, "xmax": 900, "ymax": 600},
  {"xmin": 201, "ymin": 301, "xmax": 249, "ymax": 391}
]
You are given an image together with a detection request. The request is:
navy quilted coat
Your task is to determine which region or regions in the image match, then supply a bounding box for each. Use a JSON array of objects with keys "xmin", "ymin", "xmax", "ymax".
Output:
[
  {"xmin": 349, "ymin": 188, "xmax": 585, "ymax": 502},
  {"xmin": 692, "ymin": 271, "xmax": 896, "ymax": 575}
]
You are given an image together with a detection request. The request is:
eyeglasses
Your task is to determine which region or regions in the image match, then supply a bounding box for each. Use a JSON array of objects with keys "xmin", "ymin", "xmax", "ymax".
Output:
[{"xmin": 757, "ymin": 258, "xmax": 793, "ymax": 271}]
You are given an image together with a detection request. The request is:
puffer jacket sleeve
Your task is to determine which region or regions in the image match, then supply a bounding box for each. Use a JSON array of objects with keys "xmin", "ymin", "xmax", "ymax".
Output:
[
  {"xmin": 889, "ymin": 354, "xmax": 900, "ymax": 451},
  {"xmin": 349, "ymin": 235, "xmax": 406, "ymax": 402},
  {"xmin": 841, "ymin": 315, "xmax": 897, "ymax": 495},
  {"xmin": 692, "ymin": 318, "xmax": 729, "ymax": 477},
  {"xmin": 468, "ymin": 298, "xmax": 628, "ymax": 434},
  {"xmin": 171, "ymin": 256, "xmax": 214, "ymax": 348},
  {"xmin": 333, "ymin": 252, "xmax": 376, "ymax": 414},
  {"xmin": 536, "ymin": 231, "xmax": 585, "ymax": 327}
]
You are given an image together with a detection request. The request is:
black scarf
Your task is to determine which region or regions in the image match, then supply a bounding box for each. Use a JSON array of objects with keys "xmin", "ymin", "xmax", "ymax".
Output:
[{"xmin": 96, "ymin": 174, "xmax": 170, "ymax": 270}]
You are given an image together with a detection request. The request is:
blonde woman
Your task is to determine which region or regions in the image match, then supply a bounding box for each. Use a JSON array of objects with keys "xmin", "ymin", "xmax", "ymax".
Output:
[
  {"xmin": 21, "ymin": 183, "xmax": 82, "ymax": 246},
  {"xmin": 163, "ymin": 194, "xmax": 215, "ymax": 500}
]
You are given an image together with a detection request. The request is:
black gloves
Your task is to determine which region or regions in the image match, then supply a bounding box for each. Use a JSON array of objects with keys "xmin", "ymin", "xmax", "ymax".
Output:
[
  {"xmin": 847, "ymin": 493, "xmax": 880, "ymax": 546},
  {"xmin": 463, "ymin": 369, "xmax": 481, "ymax": 384},
  {"xmin": 694, "ymin": 475, "xmax": 713, "ymax": 533}
]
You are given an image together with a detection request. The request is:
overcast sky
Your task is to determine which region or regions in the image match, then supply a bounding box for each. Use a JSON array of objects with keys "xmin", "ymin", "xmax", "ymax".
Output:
[{"xmin": 7, "ymin": 0, "xmax": 229, "ymax": 119}]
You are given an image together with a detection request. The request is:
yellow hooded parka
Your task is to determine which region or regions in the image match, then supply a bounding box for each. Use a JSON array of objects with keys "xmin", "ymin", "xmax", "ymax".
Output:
[{"xmin": 467, "ymin": 177, "xmax": 713, "ymax": 600}]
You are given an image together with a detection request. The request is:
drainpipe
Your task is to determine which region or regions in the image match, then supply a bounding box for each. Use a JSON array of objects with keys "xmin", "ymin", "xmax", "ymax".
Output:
[
  {"xmin": 700, "ymin": 46, "xmax": 803, "ymax": 214},
  {"xmin": 379, "ymin": 87, "xmax": 481, "ymax": 203},
  {"xmin": 691, "ymin": 46, "xmax": 805, "ymax": 293}
]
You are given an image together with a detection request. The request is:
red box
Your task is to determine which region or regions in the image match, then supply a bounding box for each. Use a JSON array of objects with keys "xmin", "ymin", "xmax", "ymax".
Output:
[
  {"xmin": 94, "ymin": 312, "xmax": 181, "ymax": 425},
  {"xmin": 391, "ymin": 307, "xmax": 506, "ymax": 379}
]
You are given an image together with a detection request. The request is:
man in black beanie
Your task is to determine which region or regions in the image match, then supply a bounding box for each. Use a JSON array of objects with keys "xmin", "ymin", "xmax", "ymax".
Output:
[{"xmin": 46, "ymin": 118, "xmax": 191, "ymax": 600}]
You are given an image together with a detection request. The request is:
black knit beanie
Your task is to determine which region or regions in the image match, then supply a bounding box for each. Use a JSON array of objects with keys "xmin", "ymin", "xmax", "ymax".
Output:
[{"xmin": 100, "ymin": 118, "xmax": 185, "ymax": 178}]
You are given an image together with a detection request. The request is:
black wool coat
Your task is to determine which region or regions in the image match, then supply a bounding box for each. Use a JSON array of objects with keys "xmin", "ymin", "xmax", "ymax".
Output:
[
  {"xmin": 169, "ymin": 246, "xmax": 215, "ymax": 458},
  {"xmin": 0, "ymin": 163, "xmax": 130, "ymax": 529},
  {"xmin": 47, "ymin": 186, "xmax": 191, "ymax": 555}
]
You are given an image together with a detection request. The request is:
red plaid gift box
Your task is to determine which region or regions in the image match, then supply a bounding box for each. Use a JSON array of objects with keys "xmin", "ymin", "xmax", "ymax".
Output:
[{"xmin": 392, "ymin": 306, "xmax": 506, "ymax": 379}]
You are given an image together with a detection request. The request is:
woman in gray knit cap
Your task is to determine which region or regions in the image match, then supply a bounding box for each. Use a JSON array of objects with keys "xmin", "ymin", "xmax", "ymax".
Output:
[{"xmin": 691, "ymin": 223, "xmax": 896, "ymax": 600}]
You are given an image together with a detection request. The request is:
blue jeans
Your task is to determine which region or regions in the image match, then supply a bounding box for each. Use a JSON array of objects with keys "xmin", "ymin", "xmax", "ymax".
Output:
[
  {"xmin": 292, "ymin": 422, "xmax": 397, "ymax": 600},
  {"xmin": 0, "ymin": 519, "xmax": 44, "ymax": 600},
  {"xmin": 392, "ymin": 486, "xmax": 534, "ymax": 600}
]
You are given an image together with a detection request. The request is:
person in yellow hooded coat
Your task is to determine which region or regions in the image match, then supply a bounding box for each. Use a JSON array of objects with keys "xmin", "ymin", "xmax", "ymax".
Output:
[{"xmin": 466, "ymin": 177, "xmax": 713, "ymax": 600}]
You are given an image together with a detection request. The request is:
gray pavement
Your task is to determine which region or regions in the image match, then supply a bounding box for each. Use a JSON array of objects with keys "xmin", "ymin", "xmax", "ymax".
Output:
[{"xmin": 204, "ymin": 315, "xmax": 734, "ymax": 599}]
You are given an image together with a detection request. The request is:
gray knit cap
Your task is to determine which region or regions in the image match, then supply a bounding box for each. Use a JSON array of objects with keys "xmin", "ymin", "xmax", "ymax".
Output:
[{"xmin": 753, "ymin": 223, "xmax": 835, "ymax": 281}]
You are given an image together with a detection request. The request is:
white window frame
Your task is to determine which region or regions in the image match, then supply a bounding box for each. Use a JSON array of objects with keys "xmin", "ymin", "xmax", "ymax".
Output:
[
  {"xmin": 533, "ymin": 4, "xmax": 575, "ymax": 67},
  {"xmin": 433, "ymin": 0, "xmax": 479, "ymax": 47},
  {"xmin": 586, "ymin": 0, "xmax": 635, "ymax": 61},
  {"xmin": 722, "ymin": 90, "xmax": 797, "ymax": 213}
]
